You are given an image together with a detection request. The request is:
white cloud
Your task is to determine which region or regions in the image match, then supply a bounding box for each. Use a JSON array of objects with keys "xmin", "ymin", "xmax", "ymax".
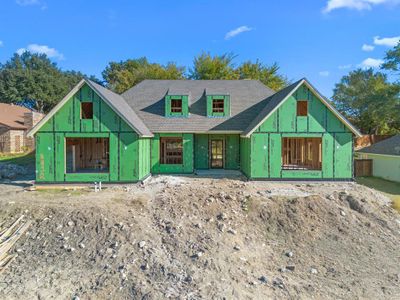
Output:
[
  {"xmin": 323, "ymin": 0, "xmax": 400, "ymax": 13},
  {"xmin": 373, "ymin": 35, "xmax": 400, "ymax": 47},
  {"xmin": 225, "ymin": 26, "xmax": 253, "ymax": 40},
  {"xmin": 362, "ymin": 44, "xmax": 375, "ymax": 51},
  {"xmin": 319, "ymin": 71, "xmax": 330, "ymax": 77},
  {"xmin": 359, "ymin": 57, "xmax": 384, "ymax": 68},
  {"xmin": 16, "ymin": 0, "xmax": 40, "ymax": 6},
  {"xmin": 16, "ymin": 44, "xmax": 64, "ymax": 60},
  {"xmin": 338, "ymin": 64, "xmax": 352, "ymax": 69}
]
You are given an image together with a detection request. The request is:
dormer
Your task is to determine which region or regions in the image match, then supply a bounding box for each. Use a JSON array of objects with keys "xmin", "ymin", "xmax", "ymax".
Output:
[
  {"xmin": 206, "ymin": 88, "xmax": 230, "ymax": 117},
  {"xmin": 165, "ymin": 89, "xmax": 189, "ymax": 117}
]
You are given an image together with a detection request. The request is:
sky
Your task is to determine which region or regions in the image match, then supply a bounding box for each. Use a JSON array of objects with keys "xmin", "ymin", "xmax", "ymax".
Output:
[{"xmin": 0, "ymin": 0, "xmax": 399, "ymax": 97}]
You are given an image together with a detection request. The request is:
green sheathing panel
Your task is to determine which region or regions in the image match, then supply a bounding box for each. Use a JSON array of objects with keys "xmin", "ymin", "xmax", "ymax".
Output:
[
  {"xmin": 248, "ymin": 82, "xmax": 353, "ymax": 179},
  {"xmin": 151, "ymin": 133, "xmax": 194, "ymax": 174},
  {"xmin": 240, "ymin": 137, "xmax": 251, "ymax": 177},
  {"xmin": 206, "ymin": 95, "xmax": 230, "ymax": 117},
  {"xmin": 165, "ymin": 95, "xmax": 189, "ymax": 117},
  {"xmin": 225, "ymin": 134, "xmax": 240, "ymax": 170},
  {"xmin": 36, "ymin": 133, "xmax": 55, "ymax": 182},
  {"xmin": 194, "ymin": 134, "xmax": 209, "ymax": 169},
  {"xmin": 35, "ymin": 83, "xmax": 147, "ymax": 183},
  {"xmin": 269, "ymin": 134, "xmax": 282, "ymax": 178},
  {"xmin": 251, "ymin": 134, "xmax": 268, "ymax": 178},
  {"xmin": 334, "ymin": 133, "xmax": 353, "ymax": 179}
]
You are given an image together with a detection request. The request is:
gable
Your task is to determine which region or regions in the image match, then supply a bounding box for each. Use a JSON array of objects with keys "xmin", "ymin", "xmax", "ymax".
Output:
[
  {"xmin": 243, "ymin": 79, "xmax": 361, "ymax": 137},
  {"xmin": 28, "ymin": 79, "xmax": 153, "ymax": 137},
  {"xmin": 35, "ymin": 83, "xmax": 136, "ymax": 134}
]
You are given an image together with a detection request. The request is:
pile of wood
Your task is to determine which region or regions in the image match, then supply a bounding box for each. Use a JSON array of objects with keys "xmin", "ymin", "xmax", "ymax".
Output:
[{"xmin": 0, "ymin": 215, "xmax": 31, "ymax": 274}]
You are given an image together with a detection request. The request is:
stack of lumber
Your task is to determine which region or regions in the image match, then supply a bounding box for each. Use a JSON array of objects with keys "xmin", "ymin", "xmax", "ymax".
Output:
[{"xmin": 0, "ymin": 215, "xmax": 31, "ymax": 274}]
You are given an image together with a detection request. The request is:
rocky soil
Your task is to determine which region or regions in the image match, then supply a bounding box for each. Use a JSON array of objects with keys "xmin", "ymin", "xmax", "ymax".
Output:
[{"xmin": 0, "ymin": 175, "xmax": 399, "ymax": 299}]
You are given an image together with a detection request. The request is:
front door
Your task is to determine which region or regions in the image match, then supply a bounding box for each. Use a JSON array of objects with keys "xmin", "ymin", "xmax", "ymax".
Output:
[{"xmin": 210, "ymin": 139, "xmax": 224, "ymax": 168}]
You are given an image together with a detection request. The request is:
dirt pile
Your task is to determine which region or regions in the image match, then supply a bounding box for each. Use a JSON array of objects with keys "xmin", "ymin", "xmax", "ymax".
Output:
[{"xmin": 0, "ymin": 177, "xmax": 399, "ymax": 299}]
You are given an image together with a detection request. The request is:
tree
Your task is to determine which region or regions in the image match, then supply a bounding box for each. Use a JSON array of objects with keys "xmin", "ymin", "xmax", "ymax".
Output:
[
  {"xmin": 189, "ymin": 52, "xmax": 238, "ymax": 80},
  {"xmin": 189, "ymin": 52, "xmax": 288, "ymax": 90},
  {"xmin": 102, "ymin": 57, "xmax": 185, "ymax": 93},
  {"xmin": 0, "ymin": 52, "xmax": 87, "ymax": 113},
  {"xmin": 332, "ymin": 69, "xmax": 400, "ymax": 134},
  {"xmin": 235, "ymin": 60, "xmax": 288, "ymax": 91},
  {"xmin": 382, "ymin": 41, "xmax": 400, "ymax": 77}
]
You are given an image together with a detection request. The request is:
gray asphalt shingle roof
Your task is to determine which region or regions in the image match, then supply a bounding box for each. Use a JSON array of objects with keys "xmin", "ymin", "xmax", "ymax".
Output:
[
  {"xmin": 121, "ymin": 80, "xmax": 275, "ymax": 133},
  {"xmin": 357, "ymin": 135, "xmax": 400, "ymax": 156}
]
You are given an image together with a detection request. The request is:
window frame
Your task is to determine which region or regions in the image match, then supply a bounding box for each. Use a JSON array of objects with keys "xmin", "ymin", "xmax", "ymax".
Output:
[
  {"xmin": 160, "ymin": 137, "xmax": 183, "ymax": 165},
  {"xmin": 81, "ymin": 102, "xmax": 93, "ymax": 119},
  {"xmin": 170, "ymin": 98, "xmax": 183, "ymax": 114},
  {"xmin": 296, "ymin": 100, "xmax": 308, "ymax": 117},
  {"xmin": 212, "ymin": 99, "xmax": 225, "ymax": 114},
  {"xmin": 281, "ymin": 137, "xmax": 322, "ymax": 171}
]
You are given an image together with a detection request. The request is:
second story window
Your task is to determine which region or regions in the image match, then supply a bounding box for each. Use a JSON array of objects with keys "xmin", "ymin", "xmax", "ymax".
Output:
[
  {"xmin": 212, "ymin": 99, "xmax": 224, "ymax": 113},
  {"xmin": 81, "ymin": 102, "xmax": 93, "ymax": 119},
  {"xmin": 296, "ymin": 101, "xmax": 308, "ymax": 117},
  {"xmin": 171, "ymin": 99, "xmax": 182, "ymax": 113}
]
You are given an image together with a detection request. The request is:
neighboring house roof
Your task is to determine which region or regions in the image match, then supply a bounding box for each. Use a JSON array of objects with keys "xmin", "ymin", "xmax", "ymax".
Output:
[
  {"xmin": 122, "ymin": 80, "xmax": 275, "ymax": 133},
  {"xmin": 28, "ymin": 79, "xmax": 153, "ymax": 137},
  {"xmin": 242, "ymin": 78, "xmax": 362, "ymax": 137},
  {"xmin": 0, "ymin": 103, "xmax": 32, "ymax": 129},
  {"xmin": 357, "ymin": 134, "xmax": 400, "ymax": 156}
]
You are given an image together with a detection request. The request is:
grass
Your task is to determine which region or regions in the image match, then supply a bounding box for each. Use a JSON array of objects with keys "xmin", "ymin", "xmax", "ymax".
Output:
[
  {"xmin": 356, "ymin": 177, "xmax": 400, "ymax": 212},
  {"xmin": 0, "ymin": 152, "xmax": 35, "ymax": 166}
]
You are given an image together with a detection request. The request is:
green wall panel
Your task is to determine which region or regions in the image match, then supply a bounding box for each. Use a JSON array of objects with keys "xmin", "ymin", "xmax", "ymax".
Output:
[
  {"xmin": 55, "ymin": 133, "xmax": 65, "ymax": 181},
  {"xmin": 334, "ymin": 133, "xmax": 353, "ymax": 178},
  {"xmin": 36, "ymin": 133, "xmax": 55, "ymax": 182},
  {"xmin": 109, "ymin": 132, "xmax": 119, "ymax": 181},
  {"xmin": 278, "ymin": 96, "xmax": 296, "ymax": 132},
  {"xmin": 183, "ymin": 133, "xmax": 194, "ymax": 173},
  {"xmin": 194, "ymin": 134, "xmax": 209, "ymax": 169},
  {"xmin": 269, "ymin": 134, "xmax": 281, "ymax": 178},
  {"xmin": 322, "ymin": 133, "xmax": 334, "ymax": 178},
  {"xmin": 281, "ymin": 170, "xmax": 322, "ymax": 179},
  {"xmin": 251, "ymin": 134, "xmax": 268, "ymax": 178},
  {"xmin": 119, "ymin": 132, "xmax": 139, "ymax": 181},
  {"xmin": 225, "ymin": 135, "xmax": 240, "ymax": 170}
]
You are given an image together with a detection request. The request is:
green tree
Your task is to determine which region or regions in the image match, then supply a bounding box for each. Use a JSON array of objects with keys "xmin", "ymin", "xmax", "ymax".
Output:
[
  {"xmin": 189, "ymin": 52, "xmax": 238, "ymax": 80},
  {"xmin": 102, "ymin": 57, "xmax": 185, "ymax": 93},
  {"xmin": 332, "ymin": 69, "xmax": 400, "ymax": 134},
  {"xmin": 0, "ymin": 52, "xmax": 88, "ymax": 113},
  {"xmin": 189, "ymin": 52, "xmax": 288, "ymax": 90},
  {"xmin": 382, "ymin": 41, "xmax": 400, "ymax": 77},
  {"xmin": 235, "ymin": 60, "xmax": 288, "ymax": 90}
]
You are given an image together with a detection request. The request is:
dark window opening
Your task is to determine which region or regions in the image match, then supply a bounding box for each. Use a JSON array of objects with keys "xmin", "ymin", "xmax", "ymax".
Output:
[
  {"xmin": 171, "ymin": 99, "xmax": 182, "ymax": 113},
  {"xmin": 81, "ymin": 102, "xmax": 93, "ymax": 119},
  {"xmin": 297, "ymin": 101, "xmax": 308, "ymax": 116},
  {"xmin": 212, "ymin": 99, "xmax": 224, "ymax": 113},
  {"xmin": 66, "ymin": 137, "xmax": 109, "ymax": 173},
  {"xmin": 282, "ymin": 137, "xmax": 322, "ymax": 170},
  {"xmin": 160, "ymin": 137, "xmax": 183, "ymax": 164}
]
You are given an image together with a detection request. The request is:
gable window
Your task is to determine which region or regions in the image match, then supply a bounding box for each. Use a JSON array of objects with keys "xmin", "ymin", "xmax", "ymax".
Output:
[
  {"xmin": 212, "ymin": 99, "xmax": 224, "ymax": 113},
  {"xmin": 296, "ymin": 101, "xmax": 308, "ymax": 116},
  {"xmin": 282, "ymin": 137, "xmax": 322, "ymax": 170},
  {"xmin": 160, "ymin": 137, "xmax": 183, "ymax": 164},
  {"xmin": 171, "ymin": 99, "xmax": 182, "ymax": 113},
  {"xmin": 81, "ymin": 102, "xmax": 93, "ymax": 119}
]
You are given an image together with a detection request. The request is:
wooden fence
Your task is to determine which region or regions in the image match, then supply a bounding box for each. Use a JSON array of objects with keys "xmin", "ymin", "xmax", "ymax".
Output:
[{"xmin": 354, "ymin": 159, "xmax": 373, "ymax": 177}]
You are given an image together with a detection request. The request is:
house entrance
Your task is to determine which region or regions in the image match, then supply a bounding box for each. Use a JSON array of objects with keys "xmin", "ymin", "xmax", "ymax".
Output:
[{"xmin": 210, "ymin": 139, "xmax": 224, "ymax": 168}]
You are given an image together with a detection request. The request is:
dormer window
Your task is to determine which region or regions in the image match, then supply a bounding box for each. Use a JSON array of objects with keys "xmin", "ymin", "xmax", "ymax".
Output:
[
  {"xmin": 296, "ymin": 101, "xmax": 308, "ymax": 117},
  {"xmin": 212, "ymin": 99, "xmax": 224, "ymax": 113},
  {"xmin": 81, "ymin": 102, "xmax": 93, "ymax": 119},
  {"xmin": 171, "ymin": 99, "xmax": 182, "ymax": 113}
]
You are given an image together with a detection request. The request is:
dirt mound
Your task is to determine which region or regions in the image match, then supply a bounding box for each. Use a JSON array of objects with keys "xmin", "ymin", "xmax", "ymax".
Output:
[{"xmin": 0, "ymin": 177, "xmax": 399, "ymax": 299}]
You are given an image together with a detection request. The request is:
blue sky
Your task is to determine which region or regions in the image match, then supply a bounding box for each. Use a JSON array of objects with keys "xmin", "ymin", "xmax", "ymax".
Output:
[{"xmin": 0, "ymin": 0, "xmax": 399, "ymax": 97}]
